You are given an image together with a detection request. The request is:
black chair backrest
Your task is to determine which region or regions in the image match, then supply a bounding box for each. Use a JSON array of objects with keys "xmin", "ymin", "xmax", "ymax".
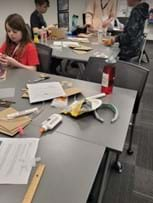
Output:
[
  {"xmin": 35, "ymin": 43, "xmax": 52, "ymax": 73},
  {"xmin": 117, "ymin": 17, "xmax": 128, "ymax": 25},
  {"xmin": 83, "ymin": 57, "xmax": 149, "ymax": 114},
  {"xmin": 25, "ymin": 24, "xmax": 32, "ymax": 40}
]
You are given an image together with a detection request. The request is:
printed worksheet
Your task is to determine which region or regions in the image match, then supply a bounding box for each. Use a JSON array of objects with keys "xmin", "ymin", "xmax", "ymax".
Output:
[
  {"xmin": 0, "ymin": 138, "xmax": 39, "ymax": 184},
  {"xmin": 27, "ymin": 82, "xmax": 66, "ymax": 103}
]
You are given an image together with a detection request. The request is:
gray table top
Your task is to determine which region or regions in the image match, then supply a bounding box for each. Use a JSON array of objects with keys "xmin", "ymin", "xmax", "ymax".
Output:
[
  {"xmin": 47, "ymin": 37, "xmax": 120, "ymax": 62},
  {"xmin": 1, "ymin": 68, "xmax": 136, "ymax": 152},
  {"xmin": 0, "ymin": 131, "xmax": 105, "ymax": 203}
]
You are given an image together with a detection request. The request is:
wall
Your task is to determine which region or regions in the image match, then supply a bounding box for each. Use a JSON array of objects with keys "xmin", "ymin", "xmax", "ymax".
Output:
[
  {"xmin": 0, "ymin": 0, "xmax": 152, "ymax": 43},
  {"xmin": 0, "ymin": 0, "xmax": 57, "ymax": 43},
  {"xmin": 145, "ymin": 0, "xmax": 153, "ymax": 40},
  {"xmin": 0, "ymin": 0, "xmax": 87, "ymax": 43}
]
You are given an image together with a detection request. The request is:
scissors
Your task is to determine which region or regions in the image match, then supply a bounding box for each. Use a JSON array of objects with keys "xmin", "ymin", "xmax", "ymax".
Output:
[{"xmin": 0, "ymin": 99, "xmax": 16, "ymax": 107}]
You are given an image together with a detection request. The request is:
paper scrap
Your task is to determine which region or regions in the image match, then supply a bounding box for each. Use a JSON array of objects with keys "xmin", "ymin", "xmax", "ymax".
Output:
[{"xmin": 51, "ymin": 97, "xmax": 68, "ymax": 108}]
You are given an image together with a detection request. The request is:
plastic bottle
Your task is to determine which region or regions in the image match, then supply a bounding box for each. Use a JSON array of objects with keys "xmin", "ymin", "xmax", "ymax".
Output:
[
  {"xmin": 41, "ymin": 26, "xmax": 47, "ymax": 44},
  {"xmin": 33, "ymin": 31, "xmax": 39, "ymax": 44},
  {"xmin": 101, "ymin": 56, "xmax": 116, "ymax": 95},
  {"xmin": 97, "ymin": 28, "xmax": 103, "ymax": 43}
]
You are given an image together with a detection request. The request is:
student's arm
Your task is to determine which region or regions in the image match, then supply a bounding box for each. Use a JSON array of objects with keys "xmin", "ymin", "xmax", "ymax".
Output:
[
  {"xmin": 0, "ymin": 55, "xmax": 36, "ymax": 71},
  {"xmin": 30, "ymin": 13, "xmax": 40, "ymax": 30},
  {"xmin": 115, "ymin": 9, "xmax": 142, "ymax": 46},
  {"xmin": 0, "ymin": 43, "xmax": 39, "ymax": 71}
]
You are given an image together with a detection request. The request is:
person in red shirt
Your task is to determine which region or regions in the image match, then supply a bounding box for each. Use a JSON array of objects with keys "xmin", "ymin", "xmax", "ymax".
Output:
[{"xmin": 0, "ymin": 13, "xmax": 39, "ymax": 71}]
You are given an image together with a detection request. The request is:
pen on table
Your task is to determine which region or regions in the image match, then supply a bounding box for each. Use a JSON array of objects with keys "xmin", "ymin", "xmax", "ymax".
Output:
[
  {"xmin": 29, "ymin": 76, "xmax": 50, "ymax": 83},
  {"xmin": 6, "ymin": 107, "xmax": 39, "ymax": 119}
]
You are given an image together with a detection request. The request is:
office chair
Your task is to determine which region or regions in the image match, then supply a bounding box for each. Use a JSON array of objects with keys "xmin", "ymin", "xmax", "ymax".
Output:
[
  {"xmin": 35, "ymin": 43, "xmax": 52, "ymax": 73},
  {"xmin": 138, "ymin": 33, "xmax": 150, "ymax": 64},
  {"xmin": 25, "ymin": 23, "xmax": 32, "ymax": 40},
  {"xmin": 56, "ymin": 59, "xmax": 86, "ymax": 79},
  {"xmin": 81, "ymin": 57, "xmax": 149, "ymax": 173},
  {"xmin": 117, "ymin": 17, "xmax": 128, "ymax": 26}
]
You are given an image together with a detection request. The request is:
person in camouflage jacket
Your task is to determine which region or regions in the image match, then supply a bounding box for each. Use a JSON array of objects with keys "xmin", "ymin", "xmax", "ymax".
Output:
[{"xmin": 115, "ymin": 0, "xmax": 149, "ymax": 61}]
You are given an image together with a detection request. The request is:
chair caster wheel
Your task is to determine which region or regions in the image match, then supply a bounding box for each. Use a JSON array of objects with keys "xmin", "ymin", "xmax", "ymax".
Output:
[
  {"xmin": 127, "ymin": 148, "xmax": 134, "ymax": 155},
  {"xmin": 112, "ymin": 161, "xmax": 123, "ymax": 173}
]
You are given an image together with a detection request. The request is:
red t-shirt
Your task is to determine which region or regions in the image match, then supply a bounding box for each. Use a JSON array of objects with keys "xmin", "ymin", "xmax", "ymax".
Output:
[{"xmin": 0, "ymin": 42, "xmax": 39, "ymax": 69}]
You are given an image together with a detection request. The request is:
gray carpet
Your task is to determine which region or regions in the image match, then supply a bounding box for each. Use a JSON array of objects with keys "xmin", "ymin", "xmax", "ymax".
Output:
[
  {"xmin": 57, "ymin": 41, "xmax": 153, "ymax": 203},
  {"xmin": 102, "ymin": 41, "xmax": 153, "ymax": 203}
]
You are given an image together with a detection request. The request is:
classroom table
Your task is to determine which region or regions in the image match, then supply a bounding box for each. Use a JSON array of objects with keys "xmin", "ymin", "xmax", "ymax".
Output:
[
  {"xmin": 0, "ymin": 68, "xmax": 136, "ymax": 202},
  {"xmin": 0, "ymin": 131, "xmax": 105, "ymax": 203},
  {"xmin": 47, "ymin": 36, "xmax": 120, "ymax": 62},
  {"xmin": 1, "ymin": 68, "xmax": 136, "ymax": 153}
]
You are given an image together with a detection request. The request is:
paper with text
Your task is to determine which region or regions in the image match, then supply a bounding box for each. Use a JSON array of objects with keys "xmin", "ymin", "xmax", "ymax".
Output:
[
  {"xmin": 27, "ymin": 82, "xmax": 66, "ymax": 103},
  {"xmin": 0, "ymin": 138, "xmax": 39, "ymax": 184}
]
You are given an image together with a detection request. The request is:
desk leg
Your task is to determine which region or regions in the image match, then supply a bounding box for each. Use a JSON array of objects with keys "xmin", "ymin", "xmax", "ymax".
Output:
[
  {"xmin": 97, "ymin": 149, "xmax": 112, "ymax": 203},
  {"xmin": 87, "ymin": 149, "xmax": 112, "ymax": 203}
]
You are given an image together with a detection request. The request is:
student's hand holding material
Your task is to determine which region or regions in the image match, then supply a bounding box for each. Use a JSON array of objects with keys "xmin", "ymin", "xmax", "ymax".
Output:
[
  {"xmin": 0, "ymin": 53, "xmax": 8, "ymax": 66},
  {"xmin": 5, "ymin": 56, "xmax": 19, "ymax": 67},
  {"xmin": 102, "ymin": 17, "xmax": 113, "ymax": 28}
]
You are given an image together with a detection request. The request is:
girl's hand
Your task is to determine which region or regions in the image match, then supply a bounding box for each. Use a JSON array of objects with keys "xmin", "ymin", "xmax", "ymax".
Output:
[
  {"xmin": 5, "ymin": 56, "xmax": 19, "ymax": 67},
  {"xmin": 0, "ymin": 54, "xmax": 8, "ymax": 66}
]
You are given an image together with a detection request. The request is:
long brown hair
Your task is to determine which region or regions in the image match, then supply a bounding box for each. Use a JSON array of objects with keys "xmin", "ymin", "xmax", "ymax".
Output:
[{"xmin": 5, "ymin": 13, "xmax": 31, "ymax": 58}]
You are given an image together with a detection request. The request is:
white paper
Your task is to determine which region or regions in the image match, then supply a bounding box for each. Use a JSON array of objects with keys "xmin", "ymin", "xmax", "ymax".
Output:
[
  {"xmin": 67, "ymin": 37, "xmax": 89, "ymax": 43},
  {"xmin": 53, "ymin": 41, "xmax": 62, "ymax": 46},
  {"xmin": 27, "ymin": 82, "xmax": 66, "ymax": 103},
  {"xmin": 53, "ymin": 41, "xmax": 79, "ymax": 47},
  {"xmin": 62, "ymin": 41, "xmax": 79, "ymax": 47},
  {"xmin": 0, "ymin": 88, "xmax": 15, "ymax": 99},
  {"xmin": 0, "ymin": 138, "xmax": 39, "ymax": 184}
]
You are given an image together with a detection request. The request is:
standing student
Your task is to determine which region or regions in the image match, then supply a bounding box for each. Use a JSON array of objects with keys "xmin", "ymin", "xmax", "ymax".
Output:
[
  {"xmin": 0, "ymin": 13, "xmax": 39, "ymax": 71},
  {"xmin": 113, "ymin": 0, "xmax": 149, "ymax": 61},
  {"xmin": 85, "ymin": 0, "xmax": 118, "ymax": 31},
  {"xmin": 30, "ymin": 0, "xmax": 50, "ymax": 35}
]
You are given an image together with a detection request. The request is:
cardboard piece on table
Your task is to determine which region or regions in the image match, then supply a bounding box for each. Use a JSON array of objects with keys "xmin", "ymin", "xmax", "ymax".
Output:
[
  {"xmin": 69, "ymin": 45, "xmax": 92, "ymax": 51},
  {"xmin": 72, "ymin": 50, "xmax": 89, "ymax": 55},
  {"xmin": 51, "ymin": 88, "xmax": 81, "ymax": 108},
  {"xmin": 49, "ymin": 27, "xmax": 66, "ymax": 40},
  {"xmin": 21, "ymin": 88, "xmax": 29, "ymax": 98},
  {"xmin": 69, "ymin": 44, "xmax": 92, "ymax": 55},
  {"xmin": 64, "ymin": 87, "xmax": 81, "ymax": 97},
  {"xmin": 0, "ymin": 107, "xmax": 31, "ymax": 136}
]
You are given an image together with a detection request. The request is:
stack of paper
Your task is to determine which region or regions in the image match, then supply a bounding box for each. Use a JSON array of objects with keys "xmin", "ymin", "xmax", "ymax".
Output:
[{"xmin": 0, "ymin": 107, "xmax": 31, "ymax": 136}]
